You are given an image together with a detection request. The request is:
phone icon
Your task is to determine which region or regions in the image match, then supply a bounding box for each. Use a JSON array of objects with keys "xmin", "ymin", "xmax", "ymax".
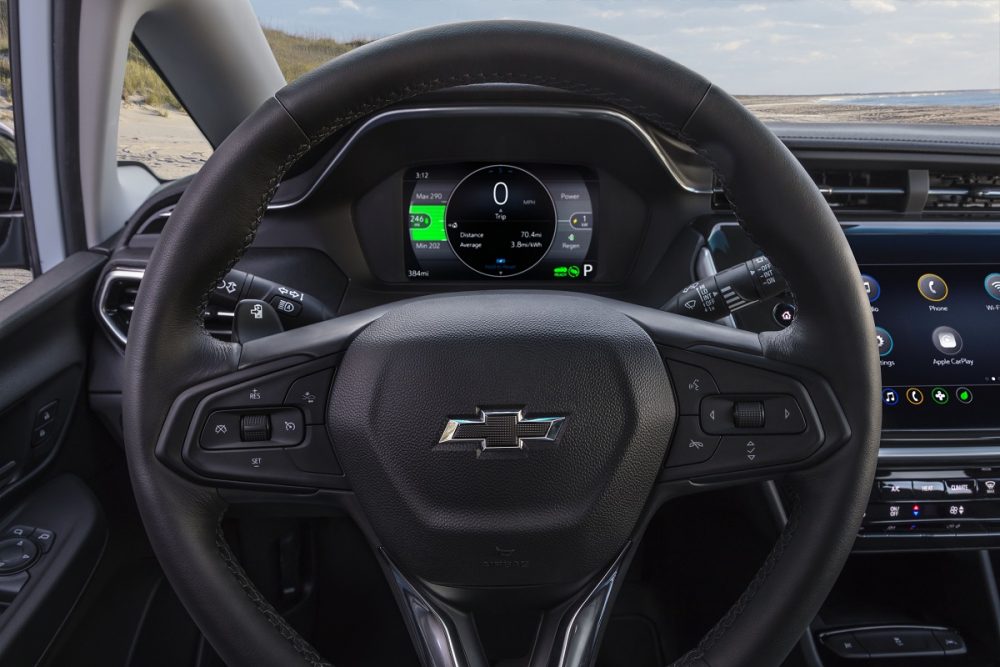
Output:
[{"xmin": 918, "ymin": 273, "xmax": 948, "ymax": 302}]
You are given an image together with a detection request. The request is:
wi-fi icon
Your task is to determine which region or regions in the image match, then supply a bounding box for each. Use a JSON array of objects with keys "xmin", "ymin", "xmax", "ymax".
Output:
[{"xmin": 988, "ymin": 273, "xmax": 1000, "ymax": 300}]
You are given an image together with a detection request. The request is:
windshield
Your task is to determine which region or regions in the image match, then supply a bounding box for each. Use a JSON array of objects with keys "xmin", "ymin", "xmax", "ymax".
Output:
[{"xmin": 253, "ymin": 0, "xmax": 999, "ymax": 125}]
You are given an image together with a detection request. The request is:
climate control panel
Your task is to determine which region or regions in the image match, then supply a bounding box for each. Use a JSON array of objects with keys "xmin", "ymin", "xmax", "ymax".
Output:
[{"xmin": 858, "ymin": 471, "xmax": 1000, "ymax": 549}]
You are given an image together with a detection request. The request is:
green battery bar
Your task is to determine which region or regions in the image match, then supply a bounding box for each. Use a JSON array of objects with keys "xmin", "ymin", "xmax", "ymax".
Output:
[{"xmin": 409, "ymin": 205, "xmax": 447, "ymax": 242}]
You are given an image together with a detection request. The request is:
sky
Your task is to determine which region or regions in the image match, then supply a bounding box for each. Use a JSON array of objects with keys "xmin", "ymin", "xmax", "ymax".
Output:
[{"xmin": 249, "ymin": 0, "xmax": 1000, "ymax": 95}]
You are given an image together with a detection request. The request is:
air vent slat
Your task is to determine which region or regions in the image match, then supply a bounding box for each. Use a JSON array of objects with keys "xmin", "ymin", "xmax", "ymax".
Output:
[
  {"xmin": 714, "ymin": 166, "xmax": 1000, "ymax": 217},
  {"xmin": 713, "ymin": 168, "xmax": 908, "ymax": 212},
  {"xmin": 98, "ymin": 269, "xmax": 232, "ymax": 345},
  {"xmin": 926, "ymin": 171, "xmax": 1000, "ymax": 212}
]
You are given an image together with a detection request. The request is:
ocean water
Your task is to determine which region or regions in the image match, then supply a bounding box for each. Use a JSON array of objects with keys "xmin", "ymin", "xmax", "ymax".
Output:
[{"xmin": 822, "ymin": 90, "xmax": 999, "ymax": 107}]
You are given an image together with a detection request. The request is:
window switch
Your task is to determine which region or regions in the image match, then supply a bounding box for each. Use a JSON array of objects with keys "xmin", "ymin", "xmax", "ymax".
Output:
[
  {"xmin": 3, "ymin": 526, "xmax": 33, "ymax": 539},
  {"xmin": 32, "ymin": 424, "xmax": 53, "ymax": 447},
  {"xmin": 31, "ymin": 528, "xmax": 54, "ymax": 553},
  {"xmin": 33, "ymin": 401, "xmax": 58, "ymax": 430}
]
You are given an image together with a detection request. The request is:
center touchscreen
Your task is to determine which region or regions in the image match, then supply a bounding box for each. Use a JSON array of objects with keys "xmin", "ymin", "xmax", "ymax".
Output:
[{"xmin": 863, "ymin": 264, "xmax": 1000, "ymax": 431}]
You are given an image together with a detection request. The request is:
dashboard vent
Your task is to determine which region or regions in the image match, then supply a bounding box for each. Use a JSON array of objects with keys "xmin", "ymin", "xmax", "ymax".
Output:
[
  {"xmin": 134, "ymin": 205, "xmax": 174, "ymax": 236},
  {"xmin": 98, "ymin": 268, "xmax": 233, "ymax": 345},
  {"xmin": 926, "ymin": 171, "xmax": 1000, "ymax": 212},
  {"xmin": 713, "ymin": 169, "xmax": 908, "ymax": 213}
]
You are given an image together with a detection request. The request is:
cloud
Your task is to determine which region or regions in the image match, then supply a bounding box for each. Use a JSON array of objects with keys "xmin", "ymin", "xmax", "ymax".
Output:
[
  {"xmin": 849, "ymin": 0, "xmax": 897, "ymax": 13},
  {"xmin": 589, "ymin": 9, "xmax": 625, "ymax": 19},
  {"xmin": 737, "ymin": 3, "xmax": 767, "ymax": 11},
  {"xmin": 677, "ymin": 25, "xmax": 734, "ymax": 35},
  {"xmin": 714, "ymin": 39, "xmax": 750, "ymax": 52},
  {"xmin": 339, "ymin": 0, "xmax": 362, "ymax": 11},
  {"xmin": 303, "ymin": 5, "xmax": 334, "ymax": 15},
  {"xmin": 889, "ymin": 31, "xmax": 956, "ymax": 45}
]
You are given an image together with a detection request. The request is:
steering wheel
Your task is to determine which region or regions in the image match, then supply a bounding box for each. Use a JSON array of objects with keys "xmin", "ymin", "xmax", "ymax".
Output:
[{"xmin": 123, "ymin": 21, "xmax": 880, "ymax": 667}]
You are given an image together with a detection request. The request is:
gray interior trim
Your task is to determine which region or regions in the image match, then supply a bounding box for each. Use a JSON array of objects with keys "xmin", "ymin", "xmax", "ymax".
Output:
[
  {"xmin": 133, "ymin": 1, "xmax": 285, "ymax": 146},
  {"xmin": 17, "ymin": 1, "xmax": 65, "ymax": 272},
  {"xmin": 76, "ymin": 0, "xmax": 283, "ymax": 247}
]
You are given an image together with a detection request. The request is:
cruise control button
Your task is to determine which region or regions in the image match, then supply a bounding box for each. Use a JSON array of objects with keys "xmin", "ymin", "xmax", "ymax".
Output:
[
  {"xmin": 200, "ymin": 412, "xmax": 243, "ymax": 449},
  {"xmin": 212, "ymin": 375, "xmax": 290, "ymax": 407},
  {"xmin": 284, "ymin": 368, "xmax": 335, "ymax": 424},
  {"xmin": 269, "ymin": 408, "xmax": 305, "ymax": 446},
  {"xmin": 664, "ymin": 417, "xmax": 720, "ymax": 467},
  {"xmin": 666, "ymin": 361, "xmax": 718, "ymax": 415},
  {"xmin": 187, "ymin": 448, "xmax": 308, "ymax": 486}
]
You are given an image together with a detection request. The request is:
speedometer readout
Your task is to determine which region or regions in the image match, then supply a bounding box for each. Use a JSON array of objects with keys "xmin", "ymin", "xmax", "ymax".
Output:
[{"xmin": 445, "ymin": 165, "xmax": 556, "ymax": 277}]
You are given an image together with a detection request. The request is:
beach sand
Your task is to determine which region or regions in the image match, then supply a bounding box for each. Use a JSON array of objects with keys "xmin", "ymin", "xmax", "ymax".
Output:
[{"xmin": 737, "ymin": 95, "xmax": 999, "ymax": 125}]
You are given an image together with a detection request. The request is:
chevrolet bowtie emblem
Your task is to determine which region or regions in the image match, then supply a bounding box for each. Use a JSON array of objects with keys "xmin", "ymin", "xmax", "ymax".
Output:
[{"xmin": 437, "ymin": 408, "xmax": 566, "ymax": 453}]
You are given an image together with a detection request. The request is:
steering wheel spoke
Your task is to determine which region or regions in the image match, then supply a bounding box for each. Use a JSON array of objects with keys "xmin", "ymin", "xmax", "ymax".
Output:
[
  {"xmin": 379, "ymin": 542, "xmax": 635, "ymax": 667},
  {"xmin": 621, "ymin": 306, "xmax": 851, "ymax": 488},
  {"xmin": 155, "ymin": 347, "xmax": 354, "ymax": 495}
]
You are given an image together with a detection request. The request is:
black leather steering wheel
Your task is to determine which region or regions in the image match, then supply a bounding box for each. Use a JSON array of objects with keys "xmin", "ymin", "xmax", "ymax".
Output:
[{"xmin": 123, "ymin": 21, "xmax": 880, "ymax": 667}]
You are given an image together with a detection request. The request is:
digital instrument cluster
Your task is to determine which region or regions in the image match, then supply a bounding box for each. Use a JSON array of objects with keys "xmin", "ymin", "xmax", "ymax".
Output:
[{"xmin": 404, "ymin": 164, "xmax": 598, "ymax": 280}]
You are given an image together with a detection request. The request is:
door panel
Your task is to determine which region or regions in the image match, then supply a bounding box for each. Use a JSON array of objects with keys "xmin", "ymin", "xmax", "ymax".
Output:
[{"xmin": 0, "ymin": 250, "xmax": 108, "ymax": 663}]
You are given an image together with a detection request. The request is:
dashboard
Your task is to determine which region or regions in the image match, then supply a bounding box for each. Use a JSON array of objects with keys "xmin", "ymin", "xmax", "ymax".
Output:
[{"xmin": 92, "ymin": 87, "xmax": 1000, "ymax": 548}]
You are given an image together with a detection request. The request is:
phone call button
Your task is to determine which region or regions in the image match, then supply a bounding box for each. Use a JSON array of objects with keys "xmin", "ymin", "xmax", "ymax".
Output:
[{"xmin": 918, "ymin": 273, "xmax": 949, "ymax": 302}]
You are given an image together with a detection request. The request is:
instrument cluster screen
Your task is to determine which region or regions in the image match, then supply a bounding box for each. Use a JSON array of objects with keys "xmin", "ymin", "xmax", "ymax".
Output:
[{"xmin": 404, "ymin": 164, "xmax": 598, "ymax": 280}]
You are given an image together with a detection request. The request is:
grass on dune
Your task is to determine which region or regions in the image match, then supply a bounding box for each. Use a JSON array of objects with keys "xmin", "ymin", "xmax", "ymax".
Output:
[{"xmin": 122, "ymin": 27, "xmax": 366, "ymax": 111}]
